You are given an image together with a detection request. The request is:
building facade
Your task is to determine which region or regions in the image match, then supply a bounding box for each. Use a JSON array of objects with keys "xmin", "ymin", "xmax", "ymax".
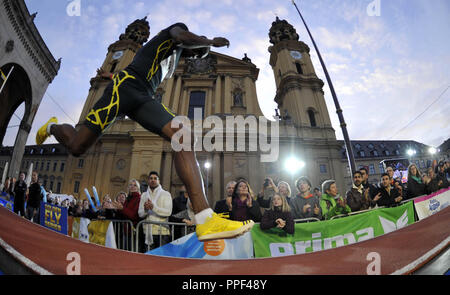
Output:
[
  {"xmin": 0, "ymin": 143, "xmax": 68, "ymax": 192},
  {"xmin": 1, "ymin": 16, "xmax": 448, "ymax": 204}
]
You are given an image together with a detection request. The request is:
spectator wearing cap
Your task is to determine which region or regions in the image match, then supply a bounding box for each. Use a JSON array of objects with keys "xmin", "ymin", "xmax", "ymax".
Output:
[
  {"xmin": 319, "ymin": 180, "xmax": 351, "ymax": 220},
  {"xmin": 289, "ymin": 176, "xmax": 322, "ymax": 220}
]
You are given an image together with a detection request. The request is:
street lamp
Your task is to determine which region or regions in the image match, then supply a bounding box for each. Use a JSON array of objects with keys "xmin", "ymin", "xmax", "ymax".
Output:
[
  {"xmin": 428, "ymin": 147, "xmax": 437, "ymax": 155},
  {"xmin": 407, "ymin": 149, "xmax": 416, "ymax": 157},
  {"xmin": 284, "ymin": 157, "xmax": 305, "ymax": 174}
]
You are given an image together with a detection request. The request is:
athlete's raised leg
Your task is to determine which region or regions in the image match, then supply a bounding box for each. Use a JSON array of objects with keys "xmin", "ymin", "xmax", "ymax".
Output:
[
  {"xmin": 36, "ymin": 116, "xmax": 99, "ymax": 157},
  {"xmin": 51, "ymin": 124, "xmax": 99, "ymax": 157}
]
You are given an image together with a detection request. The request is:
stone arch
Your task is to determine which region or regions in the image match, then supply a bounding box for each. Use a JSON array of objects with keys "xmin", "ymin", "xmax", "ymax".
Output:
[{"xmin": 0, "ymin": 63, "xmax": 32, "ymax": 145}]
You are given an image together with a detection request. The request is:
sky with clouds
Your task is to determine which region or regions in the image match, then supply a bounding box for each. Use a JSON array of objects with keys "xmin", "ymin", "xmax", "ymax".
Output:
[{"xmin": 4, "ymin": 0, "xmax": 450, "ymax": 150}]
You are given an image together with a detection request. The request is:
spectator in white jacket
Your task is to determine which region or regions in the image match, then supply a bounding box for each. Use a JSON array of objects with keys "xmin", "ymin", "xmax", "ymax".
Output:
[{"xmin": 139, "ymin": 171, "xmax": 173, "ymax": 250}]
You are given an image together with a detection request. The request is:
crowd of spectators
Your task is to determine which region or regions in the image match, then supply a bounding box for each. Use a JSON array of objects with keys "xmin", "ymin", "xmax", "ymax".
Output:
[
  {"xmin": 1, "ymin": 160, "xmax": 449, "ymax": 253},
  {"xmin": 211, "ymin": 160, "xmax": 450, "ymax": 236}
]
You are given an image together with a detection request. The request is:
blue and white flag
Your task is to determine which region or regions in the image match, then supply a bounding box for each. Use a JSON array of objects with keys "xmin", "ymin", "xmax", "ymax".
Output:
[{"xmin": 147, "ymin": 232, "xmax": 254, "ymax": 259}]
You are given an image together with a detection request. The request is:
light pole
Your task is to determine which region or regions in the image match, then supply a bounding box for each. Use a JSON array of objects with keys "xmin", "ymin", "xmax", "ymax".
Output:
[{"xmin": 291, "ymin": 0, "xmax": 356, "ymax": 176}]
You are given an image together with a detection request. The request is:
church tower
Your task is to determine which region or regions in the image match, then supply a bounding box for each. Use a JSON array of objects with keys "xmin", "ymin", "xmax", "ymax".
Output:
[
  {"xmin": 269, "ymin": 17, "xmax": 335, "ymax": 140},
  {"xmin": 78, "ymin": 17, "xmax": 150, "ymax": 122},
  {"xmin": 267, "ymin": 17, "xmax": 346, "ymax": 194},
  {"xmin": 63, "ymin": 17, "xmax": 150, "ymax": 199}
]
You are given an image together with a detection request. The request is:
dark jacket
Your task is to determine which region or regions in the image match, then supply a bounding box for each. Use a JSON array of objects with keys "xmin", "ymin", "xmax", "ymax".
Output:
[
  {"xmin": 214, "ymin": 198, "xmax": 231, "ymax": 214},
  {"xmin": 260, "ymin": 208, "xmax": 295, "ymax": 235},
  {"xmin": 27, "ymin": 182, "xmax": 42, "ymax": 208},
  {"xmin": 231, "ymin": 197, "xmax": 261, "ymax": 222},
  {"xmin": 436, "ymin": 172, "xmax": 449, "ymax": 189},
  {"xmin": 406, "ymin": 177, "xmax": 427, "ymax": 199},
  {"xmin": 289, "ymin": 193, "xmax": 322, "ymax": 220},
  {"xmin": 345, "ymin": 187, "xmax": 372, "ymax": 212},
  {"xmin": 426, "ymin": 178, "xmax": 440, "ymax": 194},
  {"xmin": 376, "ymin": 186, "xmax": 400, "ymax": 207},
  {"xmin": 13, "ymin": 180, "xmax": 27, "ymax": 203},
  {"xmin": 169, "ymin": 194, "xmax": 189, "ymax": 223}
]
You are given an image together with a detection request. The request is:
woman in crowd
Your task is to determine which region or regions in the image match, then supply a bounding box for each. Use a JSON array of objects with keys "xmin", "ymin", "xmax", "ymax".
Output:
[
  {"xmin": 277, "ymin": 181, "xmax": 292, "ymax": 203},
  {"xmin": 231, "ymin": 179, "xmax": 261, "ymax": 222},
  {"xmin": 319, "ymin": 179, "xmax": 351, "ymax": 220},
  {"xmin": 112, "ymin": 179, "xmax": 142, "ymax": 227},
  {"xmin": 406, "ymin": 163, "xmax": 427, "ymax": 199},
  {"xmin": 260, "ymin": 193, "xmax": 294, "ymax": 234},
  {"xmin": 257, "ymin": 177, "xmax": 278, "ymax": 209}
]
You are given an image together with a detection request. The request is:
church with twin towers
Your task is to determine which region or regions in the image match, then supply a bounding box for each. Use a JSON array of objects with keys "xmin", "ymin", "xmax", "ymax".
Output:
[
  {"xmin": 12, "ymin": 11, "xmax": 435, "ymax": 205},
  {"xmin": 61, "ymin": 16, "xmax": 346, "ymax": 204}
]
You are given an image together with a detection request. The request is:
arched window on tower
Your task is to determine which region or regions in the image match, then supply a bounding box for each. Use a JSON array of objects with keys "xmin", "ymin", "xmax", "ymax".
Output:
[
  {"xmin": 295, "ymin": 63, "xmax": 303, "ymax": 75},
  {"xmin": 307, "ymin": 109, "xmax": 317, "ymax": 127},
  {"xmin": 110, "ymin": 61, "xmax": 118, "ymax": 73}
]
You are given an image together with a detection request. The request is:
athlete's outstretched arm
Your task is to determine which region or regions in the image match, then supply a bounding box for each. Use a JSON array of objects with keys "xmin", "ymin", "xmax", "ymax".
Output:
[{"xmin": 169, "ymin": 26, "xmax": 230, "ymax": 48}]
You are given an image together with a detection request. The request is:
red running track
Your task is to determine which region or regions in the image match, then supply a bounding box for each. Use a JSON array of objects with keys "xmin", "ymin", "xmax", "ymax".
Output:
[{"xmin": 0, "ymin": 205, "xmax": 448, "ymax": 275}]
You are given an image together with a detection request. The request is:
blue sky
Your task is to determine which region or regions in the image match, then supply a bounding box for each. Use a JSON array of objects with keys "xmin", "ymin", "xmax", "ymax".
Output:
[{"xmin": 4, "ymin": 0, "xmax": 450, "ymax": 150}]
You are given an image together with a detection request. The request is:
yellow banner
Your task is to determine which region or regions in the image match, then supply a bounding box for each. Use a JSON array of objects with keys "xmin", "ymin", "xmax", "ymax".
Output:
[{"xmin": 88, "ymin": 220, "xmax": 111, "ymax": 246}]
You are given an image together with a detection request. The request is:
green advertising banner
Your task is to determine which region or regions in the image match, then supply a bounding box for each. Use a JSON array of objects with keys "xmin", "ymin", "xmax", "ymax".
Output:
[{"xmin": 251, "ymin": 201, "xmax": 415, "ymax": 258}]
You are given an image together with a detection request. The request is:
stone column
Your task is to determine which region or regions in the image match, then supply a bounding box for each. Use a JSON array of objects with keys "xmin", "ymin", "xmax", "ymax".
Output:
[
  {"xmin": 212, "ymin": 152, "xmax": 221, "ymax": 204},
  {"xmin": 9, "ymin": 120, "xmax": 31, "ymax": 178},
  {"xmin": 224, "ymin": 75, "xmax": 232, "ymax": 113}
]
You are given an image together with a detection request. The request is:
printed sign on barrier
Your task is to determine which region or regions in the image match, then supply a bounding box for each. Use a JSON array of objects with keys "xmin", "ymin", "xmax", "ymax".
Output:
[
  {"xmin": 0, "ymin": 198, "xmax": 14, "ymax": 212},
  {"xmin": 147, "ymin": 231, "xmax": 254, "ymax": 259},
  {"xmin": 251, "ymin": 201, "xmax": 415, "ymax": 258},
  {"xmin": 414, "ymin": 188, "xmax": 450, "ymax": 220},
  {"xmin": 40, "ymin": 202, "xmax": 68, "ymax": 235}
]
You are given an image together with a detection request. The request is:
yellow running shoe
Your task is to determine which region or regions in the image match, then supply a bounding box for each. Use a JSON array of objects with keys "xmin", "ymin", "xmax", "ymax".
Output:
[
  {"xmin": 196, "ymin": 213, "xmax": 254, "ymax": 241},
  {"xmin": 36, "ymin": 117, "xmax": 57, "ymax": 145}
]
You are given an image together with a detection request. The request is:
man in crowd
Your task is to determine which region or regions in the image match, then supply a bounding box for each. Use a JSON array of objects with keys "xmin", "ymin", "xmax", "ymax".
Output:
[
  {"xmin": 170, "ymin": 185, "xmax": 193, "ymax": 240},
  {"xmin": 359, "ymin": 167, "xmax": 378, "ymax": 199},
  {"xmin": 26, "ymin": 171, "xmax": 42, "ymax": 223},
  {"xmin": 214, "ymin": 181, "xmax": 236, "ymax": 215},
  {"xmin": 13, "ymin": 172, "xmax": 27, "ymax": 217},
  {"xmin": 436, "ymin": 162, "xmax": 450, "ymax": 189},
  {"xmin": 375, "ymin": 173, "xmax": 401, "ymax": 207},
  {"xmin": 289, "ymin": 176, "xmax": 322, "ymax": 220},
  {"xmin": 346, "ymin": 171, "xmax": 373, "ymax": 212},
  {"xmin": 139, "ymin": 171, "xmax": 172, "ymax": 251}
]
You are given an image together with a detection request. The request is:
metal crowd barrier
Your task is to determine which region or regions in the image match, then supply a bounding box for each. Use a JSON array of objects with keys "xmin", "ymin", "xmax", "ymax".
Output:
[
  {"xmin": 135, "ymin": 220, "xmax": 194, "ymax": 253},
  {"xmin": 293, "ymin": 217, "xmax": 321, "ymax": 223},
  {"xmin": 101, "ymin": 219, "xmax": 135, "ymax": 252}
]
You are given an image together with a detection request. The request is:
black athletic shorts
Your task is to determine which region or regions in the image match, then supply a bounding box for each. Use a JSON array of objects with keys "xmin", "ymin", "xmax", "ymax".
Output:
[{"xmin": 83, "ymin": 70, "xmax": 176, "ymax": 136}]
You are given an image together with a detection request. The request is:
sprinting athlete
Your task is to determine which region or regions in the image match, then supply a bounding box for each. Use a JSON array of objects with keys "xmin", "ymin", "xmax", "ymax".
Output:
[{"xmin": 36, "ymin": 22, "xmax": 254, "ymax": 241}]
